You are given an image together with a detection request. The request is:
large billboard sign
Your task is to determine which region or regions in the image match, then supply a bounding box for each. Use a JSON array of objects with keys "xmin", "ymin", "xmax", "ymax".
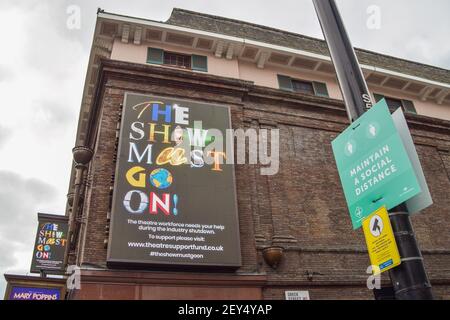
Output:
[
  {"xmin": 107, "ymin": 93, "xmax": 241, "ymax": 268},
  {"xmin": 30, "ymin": 213, "xmax": 69, "ymax": 274}
]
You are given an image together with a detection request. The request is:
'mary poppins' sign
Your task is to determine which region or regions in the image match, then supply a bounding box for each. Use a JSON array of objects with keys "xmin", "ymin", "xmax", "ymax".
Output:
[{"xmin": 9, "ymin": 286, "xmax": 61, "ymax": 300}]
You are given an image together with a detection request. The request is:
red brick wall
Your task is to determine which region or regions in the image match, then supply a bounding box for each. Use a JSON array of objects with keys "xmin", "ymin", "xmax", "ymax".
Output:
[{"xmin": 76, "ymin": 60, "xmax": 450, "ymax": 300}]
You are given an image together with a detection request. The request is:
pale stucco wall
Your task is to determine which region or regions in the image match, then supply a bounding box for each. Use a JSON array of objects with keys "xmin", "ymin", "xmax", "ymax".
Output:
[
  {"xmin": 111, "ymin": 39, "xmax": 240, "ymax": 79},
  {"xmin": 366, "ymin": 85, "xmax": 450, "ymax": 121},
  {"xmin": 236, "ymin": 60, "xmax": 343, "ymax": 100},
  {"xmin": 110, "ymin": 39, "xmax": 450, "ymax": 120}
]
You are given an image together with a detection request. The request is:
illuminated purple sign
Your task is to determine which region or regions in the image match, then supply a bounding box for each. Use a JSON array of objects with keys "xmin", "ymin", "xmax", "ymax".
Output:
[{"xmin": 9, "ymin": 287, "xmax": 61, "ymax": 300}]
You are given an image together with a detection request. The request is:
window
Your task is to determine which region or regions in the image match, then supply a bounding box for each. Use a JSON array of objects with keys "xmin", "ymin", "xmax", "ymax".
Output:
[
  {"xmin": 147, "ymin": 47, "xmax": 208, "ymax": 72},
  {"xmin": 292, "ymin": 79, "xmax": 314, "ymax": 95},
  {"xmin": 373, "ymin": 93, "xmax": 417, "ymax": 114},
  {"xmin": 385, "ymin": 97, "xmax": 403, "ymax": 110},
  {"xmin": 163, "ymin": 51, "xmax": 191, "ymax": 69},
  {"xmin": 277, "ymin": 75, "xmax": 329, "ymax": 97}
]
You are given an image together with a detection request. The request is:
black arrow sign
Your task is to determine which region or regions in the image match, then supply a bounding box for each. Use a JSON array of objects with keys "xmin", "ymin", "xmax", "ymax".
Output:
[{"xmin": 373, "ymin": 218, "xmax": 381, "ymax": 234}]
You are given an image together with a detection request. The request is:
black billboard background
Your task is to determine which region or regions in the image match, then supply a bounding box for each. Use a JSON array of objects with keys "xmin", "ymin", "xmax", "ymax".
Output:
[
  {"xmin": 107, "ymin": 93, "xmax": 241, "ymax": 267},
  {"xmin": 30, "ymin": 213, "xmax": 69, "ymax": 274}
]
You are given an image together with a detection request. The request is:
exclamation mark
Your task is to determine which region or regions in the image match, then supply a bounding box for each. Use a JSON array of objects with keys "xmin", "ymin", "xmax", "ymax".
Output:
[{"xmin": 173, "ymin": 194, "xmax": 179, "ymax": 216}]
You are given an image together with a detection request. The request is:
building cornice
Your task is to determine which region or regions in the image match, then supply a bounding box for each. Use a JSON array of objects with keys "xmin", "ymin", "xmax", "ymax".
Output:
[
  {"xmin": 97, "ymin": 10, "xmax": 450, "ymax": 93},
  {"xmin": 79, "ymin": 269, "xmax": 267, "ymax": 287}
]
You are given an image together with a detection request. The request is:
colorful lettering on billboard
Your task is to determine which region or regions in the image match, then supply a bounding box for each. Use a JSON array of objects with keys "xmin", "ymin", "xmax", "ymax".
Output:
[{"xmin": 107, "ymin": 93, "xmax": 241, "ymax": 267}]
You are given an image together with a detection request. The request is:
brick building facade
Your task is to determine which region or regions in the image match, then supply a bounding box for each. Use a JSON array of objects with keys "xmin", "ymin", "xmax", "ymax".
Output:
[
  {"xmin": 35, "ymin": 9, "xmax": 450, "ymax": 300},
  {"xmin": 62, "ymin": 9, "xmax": 450, "ymax": 300}
]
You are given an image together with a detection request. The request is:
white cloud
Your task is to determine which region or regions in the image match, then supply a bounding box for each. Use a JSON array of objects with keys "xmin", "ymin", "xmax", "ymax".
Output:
[
  {"xmin": 336, "ymin": 0, "xmax": 450, "ymax": 69},
  {"xmin": 0, "ymin": 171, "xmax": 58, "ymax": 297},
  {"xmin": 0, "ymin": 125, "xmax": 11, "ymax": 149},
  {"xmin": 0, "ymin": 1, "xmax": 87, "ymax": 298}
]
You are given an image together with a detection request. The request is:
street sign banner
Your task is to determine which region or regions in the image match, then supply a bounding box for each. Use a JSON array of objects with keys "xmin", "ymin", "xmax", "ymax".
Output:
[
  {"xmin": 392, "ymin": 108, "xmax": 433, "ymax": 214},
  {"xmin": 30, "ymin": 213, "xmax": 69, "ymax": 275},
  {"xmin": 332, "ymin": 100, "xmax": 421, "ymax": 229},
  {"xmin": 363, "ymin": 206, "xmax": 401, "ymax": 274}
]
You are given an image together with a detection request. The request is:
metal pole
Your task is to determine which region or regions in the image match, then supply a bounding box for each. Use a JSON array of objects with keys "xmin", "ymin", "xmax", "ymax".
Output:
[
  {"xmin": 312, "ymin": 0, "xmax": 433, "ymax": 300},
  {"xmin": 64, "ymin": 146, "xmax": 93, "ymax": 270},
  {"xmin": 63, "ymin": 164, "xmax": 85, "ymax": 268}
]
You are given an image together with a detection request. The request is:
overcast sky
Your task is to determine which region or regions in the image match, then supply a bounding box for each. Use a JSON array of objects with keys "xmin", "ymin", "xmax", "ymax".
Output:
[{"xmin": 0, "ymin": 0, "xmax": 449, "ymax": 297}]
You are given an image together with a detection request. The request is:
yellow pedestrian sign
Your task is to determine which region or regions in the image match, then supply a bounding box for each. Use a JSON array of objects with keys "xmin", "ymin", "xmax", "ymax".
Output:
[{"xmin": 363, "ymin": 206, "xmax": 401, "ymax": 274}]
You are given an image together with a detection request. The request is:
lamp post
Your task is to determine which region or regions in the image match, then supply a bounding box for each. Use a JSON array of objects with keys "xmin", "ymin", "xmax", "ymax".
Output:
[
  {"xmin": 64, "ymin": 146, "xmax": 93, "ymax": 268},
  {"xmin": 312, "ymin": 0, "xmax": 433, "ymax": 300}
]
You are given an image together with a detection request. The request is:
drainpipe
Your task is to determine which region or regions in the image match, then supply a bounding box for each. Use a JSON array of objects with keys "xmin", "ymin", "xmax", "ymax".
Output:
[{"xmin": 64, "ymin": 146, "xmax": 93, "ymax": 269}]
